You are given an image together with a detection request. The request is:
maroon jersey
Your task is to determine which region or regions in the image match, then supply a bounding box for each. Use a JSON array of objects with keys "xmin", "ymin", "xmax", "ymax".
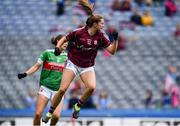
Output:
[{"xmin": 66, "ymin": 26, "xmax": 111, "ymax": 68}]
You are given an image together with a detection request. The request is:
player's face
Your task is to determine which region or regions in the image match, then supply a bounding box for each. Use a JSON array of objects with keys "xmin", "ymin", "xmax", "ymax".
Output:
[
  {"xmin": 96, "ymin": 19, "xmax": 105, "ymax": 30},
  {"xmin": 61, "ymin": 42, "xmax": 68, "ymax": 51}
]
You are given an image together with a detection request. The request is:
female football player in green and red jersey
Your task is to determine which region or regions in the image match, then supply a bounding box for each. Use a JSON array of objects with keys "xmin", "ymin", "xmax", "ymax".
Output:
[{"xmin": 17, "ymin": 34, "xmax": 68, "ymax": 126}]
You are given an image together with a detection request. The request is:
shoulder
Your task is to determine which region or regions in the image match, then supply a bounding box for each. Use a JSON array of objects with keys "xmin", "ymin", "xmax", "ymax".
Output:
[
  {"xmin": 73, "ymin": 26, "xmax": 86, "ymax": 34},
  {"xmin": 75, "ymin": 26, "xmax": 86, "ymax": 31},
  {"xmin": 98, "ymin": 30, "xmax": 109, "ymax": 39},
  {"xmin": 43, "ymin": 49, "xmax": 54, "ymax": 53},
  {"xmin": 40, "ymin": 49, "xmax": 54, "ymax": 55},
  {"xmin": 98, "ymin": 30, "xmax": 106, "ymax": 36},
  {"xmin": 66, "ymin": 27, "xmax": 85, "ymax": 38},
  {"xmin": 45, "ymin": 49, "xmax": 54, "ymax": 52}
]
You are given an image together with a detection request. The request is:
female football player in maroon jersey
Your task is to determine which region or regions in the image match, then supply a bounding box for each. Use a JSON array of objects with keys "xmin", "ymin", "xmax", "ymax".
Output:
[{"xmin": 43, "ymin": 0, "xmax": 119, "ymax": 121}]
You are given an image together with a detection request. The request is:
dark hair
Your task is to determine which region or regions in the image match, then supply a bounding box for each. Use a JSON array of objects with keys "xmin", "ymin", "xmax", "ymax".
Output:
[
  {"xmin": 86, "ymin": 14, "xmax": 103, "ymax": 27},
  {"xmin": 51, "ymin": 34, "xmax": 63, "ymax": 46}
]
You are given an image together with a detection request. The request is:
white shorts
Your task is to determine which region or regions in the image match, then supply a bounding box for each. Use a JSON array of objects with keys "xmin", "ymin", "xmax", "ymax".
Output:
[
  {"xmin": 65, "ymin": 60, "xmax": 94, "ymax": 76},
  {"xmin": 38, "ymin": 85, "xmax": 57, "ymax": 100}
]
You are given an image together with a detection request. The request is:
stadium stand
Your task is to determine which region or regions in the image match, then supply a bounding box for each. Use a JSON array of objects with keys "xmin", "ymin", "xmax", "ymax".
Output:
[{"xmin": 0, "ymin": 0, "xmax": 180, "ymax": 110}]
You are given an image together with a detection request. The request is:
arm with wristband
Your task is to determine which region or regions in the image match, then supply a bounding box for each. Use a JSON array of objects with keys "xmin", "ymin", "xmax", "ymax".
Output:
[
  {"xmin": 54, "ymin": 36, "xmax": 67, "ymax": 56},
  {"xmin": 105, "ymin": 30, "xmax": 119, "ymax": 55},
  {"xmin": 17, "ymin": 50, "xmax": 46, "ymax": 79},
  {"xmin": 17, "ymin": 62, "xmax": 41, "ymax": 79}
]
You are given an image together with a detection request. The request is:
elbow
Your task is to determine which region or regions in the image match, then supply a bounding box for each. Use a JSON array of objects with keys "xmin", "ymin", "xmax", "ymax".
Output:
[
  {"xmin": 109, "ymin": 50, "xmax": 116, "ymax": 55},
  {"xmin": 106, "ymin": 43, "xmax": 118, "ymax": 55},
  {"xmin": 110, "ymin": 47, "xmax": 117, "ymax": 55},
  {"xmin": 111, "ymin": 51, "xmax": 116, "ymax": 55}
]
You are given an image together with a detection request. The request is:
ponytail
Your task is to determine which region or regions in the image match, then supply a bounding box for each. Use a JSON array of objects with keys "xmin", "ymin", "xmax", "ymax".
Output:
[
  {"xmin": 78, "ymin": 0, "xmax": 94, "ymax": 16},
  {"xmin": 78, "ymin": 0, "xmax": 103, "ymax": 27}
]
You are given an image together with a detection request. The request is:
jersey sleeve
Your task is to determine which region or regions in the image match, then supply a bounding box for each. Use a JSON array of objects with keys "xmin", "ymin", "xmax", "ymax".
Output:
[
  {"xmin": 100, "ymin": 32, "xmax": 111, "ymax": 48},
  {"xmin": 37, "ymin": 50, "xmax": 47, "ymax": 65},
  {"xmin": 66, "ymin": 30, "xmax": 76, "ymax": 42}
]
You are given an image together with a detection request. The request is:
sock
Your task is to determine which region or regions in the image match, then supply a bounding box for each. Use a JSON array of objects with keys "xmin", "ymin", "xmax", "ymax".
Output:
[
  {"xmin": 77, "ymin": 99, "xmax": 84, "ymax": 108},
  {"xmin": 48, "ymin": 106, "xmax": 55, "ymax": 114}
]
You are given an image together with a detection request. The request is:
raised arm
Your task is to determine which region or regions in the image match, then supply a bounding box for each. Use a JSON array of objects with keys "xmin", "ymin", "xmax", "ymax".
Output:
[
  {"xmin": 105, "ymin": 40, "xmax": 118, "ymax": 55},
  {"xmin": 54, "ymin": 36, "xmax": 67, "ymax": 56},
  {"xmin": 105, "ymin": 31, "xmax": 119, "ymax": 55},
  {"xmin": 56, "ymin": 36, "xmax": 67, "ymax": 49}
]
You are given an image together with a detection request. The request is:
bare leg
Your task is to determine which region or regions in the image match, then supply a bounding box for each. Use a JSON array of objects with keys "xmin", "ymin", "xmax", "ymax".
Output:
[
  {"xmin": 72, "ymin": 70, "xmax": 96, "ymax": 119},
  {"xmin": 42, "ymin": 69, "xmax": 75, "ymax": 123},
  {"xmin": 33, "ymin": 94, "xmax": 48, "ymax": 126},
  {"xmin": 80, "ymin": 70, "xmax": 96, "ymax": 103},
  {"xmin": 51, "ymin": 69, "xmax": 75, "ymax": 108},
  {"xmin": 50, "ymin": 97, "xmax": 64, "ymax": 126}
]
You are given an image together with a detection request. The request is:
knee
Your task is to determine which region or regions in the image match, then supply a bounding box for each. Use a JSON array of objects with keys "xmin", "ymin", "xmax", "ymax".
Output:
[
  {"xmin": 87, "ymin": 85, "xmax": 96, "ymax": 93},
  {"xmin": 57, "ymin": 88, "xmax": 66, "ymax": 95},
  {"xmin": 34, "ymin": 112, "xmax": 42, "ymax": 120},
  {"xmin": 52, "ymin": 114, "xmax": 59, "ymax": 120}
]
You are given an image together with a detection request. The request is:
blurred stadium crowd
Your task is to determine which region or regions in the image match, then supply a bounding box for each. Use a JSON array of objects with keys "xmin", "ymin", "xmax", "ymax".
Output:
[{"xmin": 0, "ymin": 0, "xmax": 180, "ymax": 111}]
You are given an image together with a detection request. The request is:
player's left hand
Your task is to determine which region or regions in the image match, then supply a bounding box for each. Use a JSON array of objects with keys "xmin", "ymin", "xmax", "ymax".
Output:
[{"xmin": 112, "ymin": 30, "xmax": 118, "ymax": 41}]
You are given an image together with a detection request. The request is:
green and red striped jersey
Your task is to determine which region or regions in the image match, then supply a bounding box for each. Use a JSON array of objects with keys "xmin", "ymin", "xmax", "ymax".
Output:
[{"xmin": 37, "ymin": 49, "xmax": 67, "ymax": 91}]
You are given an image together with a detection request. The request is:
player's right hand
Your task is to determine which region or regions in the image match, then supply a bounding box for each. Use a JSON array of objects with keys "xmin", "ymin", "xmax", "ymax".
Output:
[
  {"xmin": 54, "ymin": 47, "xmax": 61, "ymax": 56},
  {"xmin": 17, "ymin": 73, "xmax": 27, "ymax": 79}
]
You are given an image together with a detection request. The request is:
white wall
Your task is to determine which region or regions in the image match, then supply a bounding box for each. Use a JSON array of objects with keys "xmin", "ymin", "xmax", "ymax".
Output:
[{"xmin": 1, "ymin": 117, "xmax": 180, "ymax": 126}]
